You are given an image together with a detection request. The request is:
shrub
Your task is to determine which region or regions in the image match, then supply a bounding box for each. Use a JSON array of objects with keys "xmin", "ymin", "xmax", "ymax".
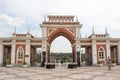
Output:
[
  {"xmin": 7, "ymin": 59, "xmax": 11, "ymax": 64},
  {"xmin": 37, "ymin": 56, "xmax": 41, "ymax": 63},
  {"xmin": 23, "ymin": 61, "xmax": 27, "ymax": 65},
  {"xmin": 112, "ymin": 60, "xmax": 115, "ymax": 63},
  {"xmin": 97, "ymin": 61, "xmax": 102, "ymax": 64}
]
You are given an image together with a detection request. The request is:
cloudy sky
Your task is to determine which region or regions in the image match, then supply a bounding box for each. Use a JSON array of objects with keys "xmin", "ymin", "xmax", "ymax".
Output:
[{"xmin": 0, "ymin": 0, "xmax": 120, "ymax": 53}]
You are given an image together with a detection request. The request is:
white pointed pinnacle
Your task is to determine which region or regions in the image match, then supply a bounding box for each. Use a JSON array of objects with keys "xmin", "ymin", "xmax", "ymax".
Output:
[
  {"xmin": 44, "ymin": 15, "xmax": 46, "ymax": 22},
  {"xmin": 92, "ymin": 26, "xmax": 95, "ymax": 34},
  {"xmin": 76, "ymin": 16, "xmax": 78, "ymax": 22},
  {"xmin": 105, "ymin": 27, "xmax": 108, "ymax": 34},
  {"xmin": 13, "ymin": 26, "xmax": 16, "ymax": 34},
  {"xmin": 27, "ymin": 25, "xmax": 30, "ymax": 34}
]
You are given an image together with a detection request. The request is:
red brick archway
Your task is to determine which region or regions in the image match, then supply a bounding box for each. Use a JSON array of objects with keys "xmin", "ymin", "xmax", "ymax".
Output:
[
  {"xmin": 46, "ymin": 28, "xmax": 76, "ymax": 63},
  {"xmin": 48, "ymin": 28, "xmax": 75, "ymax": 44}
]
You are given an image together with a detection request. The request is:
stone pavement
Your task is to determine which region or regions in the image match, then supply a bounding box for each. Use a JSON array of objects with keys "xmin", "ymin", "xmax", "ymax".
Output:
[{"xmin": 0, "ymin": 65, "xmax": 120, "ymax": 80}]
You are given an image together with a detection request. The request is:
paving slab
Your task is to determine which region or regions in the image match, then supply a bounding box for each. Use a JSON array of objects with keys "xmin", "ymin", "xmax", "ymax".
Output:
[{"xmin": 0, "ymin": 66, "xmax": 120, "ymax": 80}]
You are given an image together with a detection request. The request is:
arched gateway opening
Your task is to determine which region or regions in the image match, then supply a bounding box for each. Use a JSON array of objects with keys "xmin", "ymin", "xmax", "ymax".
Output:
[
  {"xmin": 48, "ymin": 28, "xmax": 75, "ymax": 62},
  {"xmin": 50, "ymin": 36, "xmax": 72, "ymax": 64},
  {"xmin": 40, "ymin": 15, "xmax": 82, "ymax": 67},
  {"xmin": 47, "ymin": 28, "xmax": 76, "ymax": 63},
  {"xmin": 50, "ymin": 36, "xmax": 72, "ymax": 53}
]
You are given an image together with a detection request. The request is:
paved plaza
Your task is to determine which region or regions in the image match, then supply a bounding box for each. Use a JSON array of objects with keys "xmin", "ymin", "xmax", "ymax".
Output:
[{"xmin": 0, "ymin": 65, "xmax": 120, "ymax": 80}]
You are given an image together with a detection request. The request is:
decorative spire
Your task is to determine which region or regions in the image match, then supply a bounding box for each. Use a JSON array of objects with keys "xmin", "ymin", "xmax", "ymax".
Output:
[
  {"xmin": 76, "ymin": 16, "xmax": 78, "ymax": 22},
  {"xmin": 44, "ymin": 15, "xmax": 46, "ymax": 22},
  {"xmin": 105, "ymin": 27, "xmax": 108, "ymax": 35},
  {"xmin": 13, "ymin": 26, "xmax": 16, "ymax": 34},
  {"xmin": 27, "ymin": 25, "xmax": 30, "ymax": 34},
  {"xmin": 92, "ymin": 26, "xmax": 95, "ymax": 34}
]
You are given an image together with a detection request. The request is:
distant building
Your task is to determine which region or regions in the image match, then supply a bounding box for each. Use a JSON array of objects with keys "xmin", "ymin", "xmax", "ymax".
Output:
[{"xmin": 0, "ymin": 15, "xmax": 120, "ymax": 66}]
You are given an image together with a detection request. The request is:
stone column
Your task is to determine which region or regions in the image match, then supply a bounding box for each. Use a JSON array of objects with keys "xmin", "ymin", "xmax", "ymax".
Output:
[
  {"xmin": 41, "ymin": 38, "xmax": 47, "ymax": 67},
  {"xmin": 41, "ymin": 25, "xmax": 47, "ymax": 66},
  {"xmin": 11, "ymin": 40, "xmax": 16, "ymax": 65},
  {"xmin": 75, "ymin": 26, "xmax": 80, "ymax": 38},
  {"xmin": 92, "ymin": 40, "xmax": 97, "ymax": 65},
  {"xmin": 42, "ymin": 26, "xmax": 47, "ymax": 38},
  {"xmin": 106, "ymin": 40, "xmax": 111, "ymax": 58},
  {"xmin": 117, "ymin": 41, "xmax": 120, "ymax": 64},
  {"xmin": 25, "ymin": 40, "xmax": 30, "ymax": 65},
  {"xmin": 75, "ymin": 39, "xmax": 81, "ymax": 66},
  {"xmin": 0, "ymin": 40, "xmax": 3, "ymax": 66}
]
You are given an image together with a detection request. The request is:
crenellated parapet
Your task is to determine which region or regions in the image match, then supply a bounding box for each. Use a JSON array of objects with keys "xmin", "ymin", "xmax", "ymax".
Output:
[{"xmin": 42, "ymin": 15, "xmax": 80, "ymax": 25}]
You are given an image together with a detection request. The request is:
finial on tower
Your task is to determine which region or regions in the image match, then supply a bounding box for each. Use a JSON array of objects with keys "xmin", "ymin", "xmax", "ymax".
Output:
[
  {"xmin": 44, "ymin": 15, "xmax": 46, "ymax": 22},
  {"xmin": 105, "ymin": 27, "xmax": 108, "ymax": 35},
  {"xmin": 92, "ymin": 26, "xmax": 95, "ymax": 34},
  {"xmin": 13, "ymin": 26, "xmax": 16, "ymax": 34},
  {"xmin": 27, "ymin": 25, "xmax": 30, "ymax": 34},
  {"xmin": 76, "ymin": 16, "xmax": 78, "ymax": 22}
]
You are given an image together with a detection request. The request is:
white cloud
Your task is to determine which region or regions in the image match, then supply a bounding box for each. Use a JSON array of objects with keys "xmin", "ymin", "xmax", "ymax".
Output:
[
  {"xmin": 0, "ymin": 0, "xmax": 120, "ymax": 52},
  {"xmin": 0, "ymin": 14, "xmax": 25, "ymax": 26}
]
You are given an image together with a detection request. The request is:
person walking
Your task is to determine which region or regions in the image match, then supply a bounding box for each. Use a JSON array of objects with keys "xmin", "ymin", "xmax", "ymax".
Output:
[
  {"xmin": 107, "ymin": 56, "xmax": 112, "ymax": 71},
  {"xmin": 61, "ymin": 60, "xmax": 63, "ymax": 66}
]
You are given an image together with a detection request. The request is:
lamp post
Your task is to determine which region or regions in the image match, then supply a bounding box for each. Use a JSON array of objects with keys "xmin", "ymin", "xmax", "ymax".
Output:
[
  {"xmin": 56, "ymin": 52, "xmax": 59, "ymax": 66},
  {"xmin": 39, "ymin": 50, "xmax": 41, "ymax": 63},
  {"xmin": 60, "ymin": 52, "xmax": 63, "ymax": 65},
  {"xmin": 5, "ymin": 48, "xmax": 8, "ymax": 66}
]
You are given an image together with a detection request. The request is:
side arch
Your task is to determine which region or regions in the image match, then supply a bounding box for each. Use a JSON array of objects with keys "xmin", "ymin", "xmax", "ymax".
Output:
[
  {"xmin": 16, "ymin": 46, "xmax": 24, "ymax": 64},
  {"xmin": 98, "ymin": 47, "xmax": 105, "ymax": 61}
]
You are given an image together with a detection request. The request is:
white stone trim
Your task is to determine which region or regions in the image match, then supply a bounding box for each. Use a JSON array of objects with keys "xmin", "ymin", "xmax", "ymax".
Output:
[
  {"xmin": 106, "ymin": 40, "xmax": 111, "ymax": 58},
  {"xmin": 25, "ymin": 40, "xmax": 30, "ymax": 65},
  {"xmin": 92, "ymin": 40, "xmax": 97, "ymax": 65},
  {"xmin": 11, "ymin": 40, "xmax": 16, "ymax": 65},
  {"xmin": 16, "ymin": 46, "xmax": 24, "ymax": 63},
  {"xmin": 42, "ymin": 26, "xmax": 47, "ymax": 38},
  {"xmin": 75, "ymin": 26, "xmax": 80, "ymax": 38},
  {"xmin": 0, "ymin": 40, "xmax": 3, "ymax": 66},
  {"xmin": 98, "ymin": 47, "xmax": 106, "ymax": 63},
  {"xmin": 41, "ymin": 24, "xmax": 80, "ymax": 28},
  {"xmin": 117, "ymin": 41, "xmax": 120, "ymax": 64}
]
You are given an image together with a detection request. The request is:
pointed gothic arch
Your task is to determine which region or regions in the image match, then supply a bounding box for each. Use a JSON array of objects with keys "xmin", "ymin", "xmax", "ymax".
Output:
[
  {"xmin": 17, "ymin": 46, "xmax": 24, "ymax": 64},
  {"xmin": 98, "ymin": 47, "xmax": 105, "ymax": 61},
  {"xmin": 48, "ymin": 28, "xmax": 75, "ymax": 44},
  {"xmin": 47, "ymin": 28, "xmax": 76, "ymax": 63}
]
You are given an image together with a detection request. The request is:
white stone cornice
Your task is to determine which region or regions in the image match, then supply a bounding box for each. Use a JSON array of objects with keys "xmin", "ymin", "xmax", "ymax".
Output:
[
  {"xmin": 92, "ymin": 40, "xmax": 96, "ymax": 43},
  {"xmin": 80, "ymin": 43, "xmax": 91, "ymax": 45},
  {"xmin": 16, "ymin": 42, "xmax": 26, "ymax": 44},
  {"xmin": 41, "ymin": 37, "xmax": 48, "ymax": 40},
  {"xmin": 80, "ymin": 38, "xmax": 91, "ymax": 40},
  {"xmin": 31, "ymin": 43, "xmax": 42, "ymax": 46},
  {"xmin": 75, "ymin": 37, "xmax": 80, "ymax": 40},
  {"xmin": 106, "ymin": 40, "xmax": 110, "ymax": 42},
  {"xmin": 41, "ymin": 24, "xmax": 80, "ymax": 28}
]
